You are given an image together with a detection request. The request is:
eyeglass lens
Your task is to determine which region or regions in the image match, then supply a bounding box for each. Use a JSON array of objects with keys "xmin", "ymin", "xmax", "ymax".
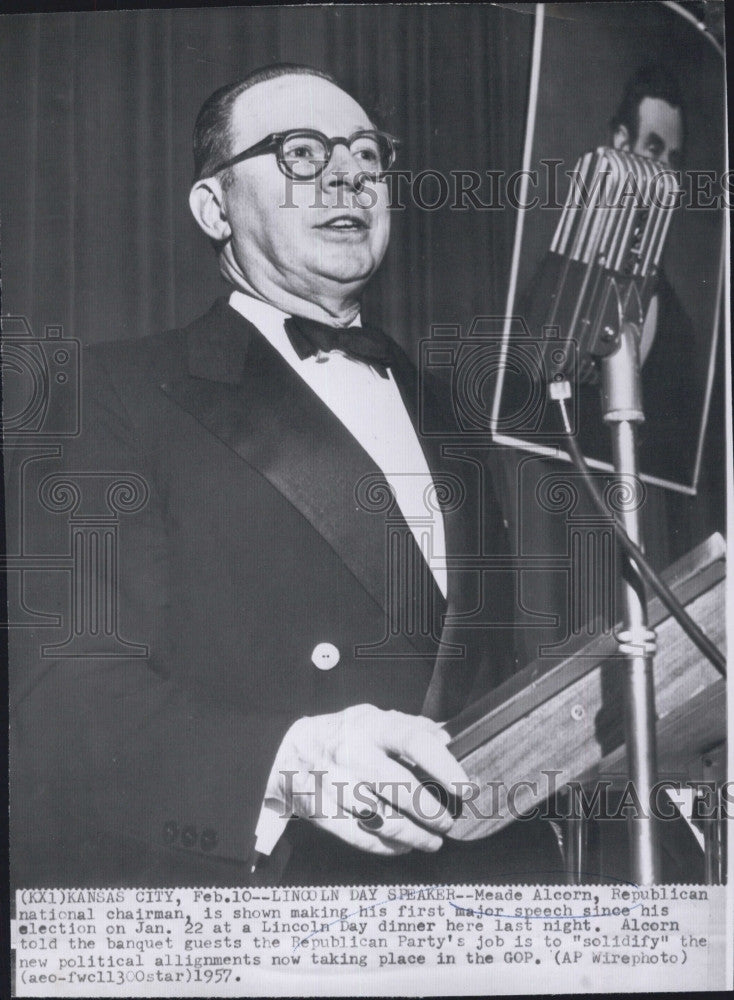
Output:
[{"xmin": 281, "ymin": 132, "xmax": 390, "ymax": 178}]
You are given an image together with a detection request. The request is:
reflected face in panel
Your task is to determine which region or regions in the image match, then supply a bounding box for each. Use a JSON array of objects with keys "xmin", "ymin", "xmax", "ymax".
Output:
[{"xmin": 613, "ymin": 96, "xmax": 683, "ymax": 169}]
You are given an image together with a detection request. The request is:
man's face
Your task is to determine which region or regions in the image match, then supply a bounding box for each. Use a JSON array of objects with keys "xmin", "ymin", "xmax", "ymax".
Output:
[
  {"xmin": 218, "ymin": 75, "xmax": 391, "ymax": 307},
  {"xmin": 614, "ymin": 96, "xmax": 683, "ymax": 169}
]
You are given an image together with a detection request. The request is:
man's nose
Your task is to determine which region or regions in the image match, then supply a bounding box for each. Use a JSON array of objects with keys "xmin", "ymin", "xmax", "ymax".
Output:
[{"xmin": 320, "ymin": 142, "xmax": 364, "ymax": 192}]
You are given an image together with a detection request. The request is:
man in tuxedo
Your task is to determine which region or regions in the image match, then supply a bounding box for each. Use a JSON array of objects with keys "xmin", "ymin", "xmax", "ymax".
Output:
[{"xmin": 10, "ymin": 63, "xmax": 559, "ymax": 888}]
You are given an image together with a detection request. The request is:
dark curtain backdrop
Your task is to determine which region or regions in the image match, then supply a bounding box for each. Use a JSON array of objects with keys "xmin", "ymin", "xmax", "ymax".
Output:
[{"xmin": 0, "ymin": 5, "xmax": 532, "ymax": 356}]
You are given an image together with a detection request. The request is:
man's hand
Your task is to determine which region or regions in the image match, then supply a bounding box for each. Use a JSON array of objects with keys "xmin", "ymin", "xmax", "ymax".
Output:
[{"xmin": 266, "ymin": 704, "xmax": 469, "ymax": 855}]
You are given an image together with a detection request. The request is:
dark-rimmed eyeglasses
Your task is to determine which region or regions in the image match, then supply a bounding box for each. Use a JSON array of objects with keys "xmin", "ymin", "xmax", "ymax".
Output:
[{"xmin": 207, "ymin": 129, "xmax": 399, "ymax": 181}]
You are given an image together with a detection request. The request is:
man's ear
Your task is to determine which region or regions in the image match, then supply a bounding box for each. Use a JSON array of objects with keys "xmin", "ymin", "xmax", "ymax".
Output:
[
  {"xmin": 612, "ymin": 124, "xmax": 630, "ymax": 152},
  {"xmin": 189, "ymin": 178, "xmax": 232, "ymax": 243}
]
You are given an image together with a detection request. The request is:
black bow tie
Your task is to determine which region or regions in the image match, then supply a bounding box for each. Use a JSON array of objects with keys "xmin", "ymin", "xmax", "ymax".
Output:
[{"xmin": 284, "ymin": 315, "xmax": 393, "ymax": 379}]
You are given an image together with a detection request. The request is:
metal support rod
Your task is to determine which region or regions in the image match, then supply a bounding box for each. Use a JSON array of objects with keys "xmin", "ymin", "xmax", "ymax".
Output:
[
  {"xmin": 601, "ymin": 324, "xmax": 662, "ymax": 885},
  {"xmin": 701, "ymin": 786, "xmax": 726, "ymax": 885},
  {"xmin": 564, "ymin": 785, "xmax": 589, "ymax": 885}
]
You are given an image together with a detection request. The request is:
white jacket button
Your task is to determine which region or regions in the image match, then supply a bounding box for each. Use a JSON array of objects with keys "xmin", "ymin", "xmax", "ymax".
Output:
[{"xmin": 311, "ymin": 642, "xmax": 340, "ymax": 670}]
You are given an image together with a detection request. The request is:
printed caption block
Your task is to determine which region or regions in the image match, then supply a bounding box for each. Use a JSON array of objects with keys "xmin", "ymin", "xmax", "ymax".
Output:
[{"xmin": 11, "ymin": 883, "xmax": 727, "ymax": 996}]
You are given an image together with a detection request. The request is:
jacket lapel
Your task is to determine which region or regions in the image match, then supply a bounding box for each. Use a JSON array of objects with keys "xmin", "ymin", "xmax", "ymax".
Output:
[
  {"xmin": 160, "ymin": 300, "xmax": 439, "ymax": 634},
  {"xmin": 389, "ymin": 348, "xmax": 468, "ymax": 603},
  {"xmin": 393, "ymin": 358, "xmax": 494, "ymax": 719},
  {"xmin": 391, "ymin": 351, "xmax": 485, "ymax": 610}
]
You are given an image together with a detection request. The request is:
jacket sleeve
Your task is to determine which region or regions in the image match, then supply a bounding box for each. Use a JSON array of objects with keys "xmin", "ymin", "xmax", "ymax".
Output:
[{"xmin": 9, "ymin": 346, "xmax": 294, "ymax": 886}]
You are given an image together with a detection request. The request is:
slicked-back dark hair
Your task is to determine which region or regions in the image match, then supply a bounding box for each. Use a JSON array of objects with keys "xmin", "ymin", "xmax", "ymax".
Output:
[
  {"xmin": 610, "ymin": 62, "xmax": 685, "ymax": 145},
  {"xmin": 193, "ymin": 63, "xmax": 339, "ymax": 184}
]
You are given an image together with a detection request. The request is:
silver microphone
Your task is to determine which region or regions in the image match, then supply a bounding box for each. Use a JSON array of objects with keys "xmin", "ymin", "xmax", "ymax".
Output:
[{"xmin": 537, "ymin": 147, "xmax": 680, "ymax": 384}]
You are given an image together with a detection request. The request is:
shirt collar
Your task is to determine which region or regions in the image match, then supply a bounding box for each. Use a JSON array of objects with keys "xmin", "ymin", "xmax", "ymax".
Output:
[
  {"xmin": 228, "ymin": 289, "xmax": 365, "ymax": 370},
  {"xmin": 228, "ymin": 290, "xmax": 293, "ymax": 351}
]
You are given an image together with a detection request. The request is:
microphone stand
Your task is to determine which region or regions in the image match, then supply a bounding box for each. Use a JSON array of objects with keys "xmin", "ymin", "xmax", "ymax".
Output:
[
  {"xmin": 599, "ymin": 320, "xmax": 661, "ymax": 884},
  {"xmin": 538, "ymin": 147, "xmax": 715, "ymax": 883}
]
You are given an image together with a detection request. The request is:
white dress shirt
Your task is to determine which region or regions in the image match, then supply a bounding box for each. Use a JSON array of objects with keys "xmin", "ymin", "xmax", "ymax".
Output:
[{"xmin": 229, "ymin": 291, "xmax": 447, "ymax": 597}]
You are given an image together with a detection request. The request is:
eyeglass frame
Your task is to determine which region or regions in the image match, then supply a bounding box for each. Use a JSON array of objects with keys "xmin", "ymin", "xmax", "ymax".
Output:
[{"xmin": 206, "ymin": 128, "xmax": 400, "ymax": 181}]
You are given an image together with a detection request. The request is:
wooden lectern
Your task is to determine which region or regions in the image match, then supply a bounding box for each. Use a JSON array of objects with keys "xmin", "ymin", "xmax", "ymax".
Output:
[{"xmin": 444, "ymin": 533, "xmax": 726, "ymax": 878}]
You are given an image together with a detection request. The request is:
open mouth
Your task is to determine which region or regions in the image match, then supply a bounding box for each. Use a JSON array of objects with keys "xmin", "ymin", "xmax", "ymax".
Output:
[{"xmin": 316, "ymin": 215, "xmax": 369, "ymax": 231}]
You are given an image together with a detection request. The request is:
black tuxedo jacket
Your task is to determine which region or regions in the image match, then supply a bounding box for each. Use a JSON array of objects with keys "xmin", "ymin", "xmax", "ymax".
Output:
[{"xmin": 10, "ymin": 298, "xmax": 541, "ymax": 889}]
